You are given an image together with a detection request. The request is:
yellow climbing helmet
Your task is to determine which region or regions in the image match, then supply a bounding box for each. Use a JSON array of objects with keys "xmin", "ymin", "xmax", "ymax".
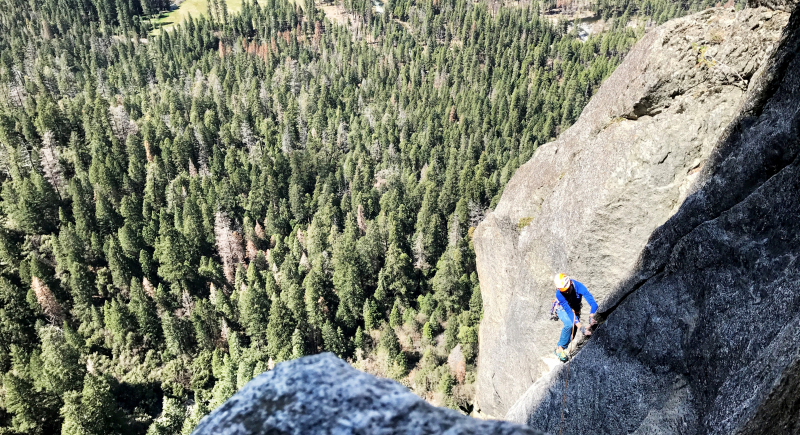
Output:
[{"xmin": 554, "ymin": 273, "xmax": 571, "ymax": 291}]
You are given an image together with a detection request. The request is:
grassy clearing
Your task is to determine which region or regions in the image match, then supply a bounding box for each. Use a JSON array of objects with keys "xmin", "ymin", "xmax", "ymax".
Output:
[{"xmin": 152, "ymin": 0, "xmax": 256, "ymax": 32}]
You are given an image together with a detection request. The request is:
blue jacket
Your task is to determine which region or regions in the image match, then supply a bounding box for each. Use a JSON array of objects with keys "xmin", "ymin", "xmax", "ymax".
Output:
[{"xmin": 555, "ymin": 279, "xmax": 598, "ymax": 324}]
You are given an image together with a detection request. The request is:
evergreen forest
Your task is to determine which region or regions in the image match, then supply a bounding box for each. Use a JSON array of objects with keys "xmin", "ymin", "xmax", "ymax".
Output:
[{"xmin": 0, "ymin": 0, "xmax": 736, "ymax": 433}]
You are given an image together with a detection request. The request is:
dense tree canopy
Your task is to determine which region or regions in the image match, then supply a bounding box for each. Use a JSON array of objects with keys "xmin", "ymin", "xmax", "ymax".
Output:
[{"xmin": 0, "ymin": 0, "xmax": 729, "ymax": 432}]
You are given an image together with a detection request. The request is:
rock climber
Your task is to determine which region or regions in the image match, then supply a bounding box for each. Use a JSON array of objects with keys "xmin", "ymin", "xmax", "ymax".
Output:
[{"xmin": 553, "ymin": 273, "xmax": 598, "ymax": 362}]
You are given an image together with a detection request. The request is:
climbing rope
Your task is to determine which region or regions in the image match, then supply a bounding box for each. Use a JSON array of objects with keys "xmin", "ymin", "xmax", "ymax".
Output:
[{"xmin": 558, "ymin": 310, "xmax": 579, "ymax": 435}]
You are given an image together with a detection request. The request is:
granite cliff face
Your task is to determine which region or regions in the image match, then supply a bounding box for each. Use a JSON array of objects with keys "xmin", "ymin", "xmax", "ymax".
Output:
[
  {"xmin": 191, "ymin": 353, "xmax": 543, "ymax": 435},
  {"xmin": 504, "ymin": 8, "xmax": 800, "ymax": 433},
  {"xmin": 473, "ymin": 5, "xmax": 790, "ymax": 418},
  {"xmin": 475, "ymin": 3, "xmax": 800, "ymax": 434}
]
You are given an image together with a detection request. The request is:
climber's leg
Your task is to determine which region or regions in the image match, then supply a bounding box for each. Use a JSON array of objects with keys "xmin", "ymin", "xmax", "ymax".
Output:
[
  {"xmin": 556, "ymin": 307, "xmax": 574, "ymax": 348},
  {"xmin": 553, "ymin": 307, "xmax": 572, "ymax": 362}
]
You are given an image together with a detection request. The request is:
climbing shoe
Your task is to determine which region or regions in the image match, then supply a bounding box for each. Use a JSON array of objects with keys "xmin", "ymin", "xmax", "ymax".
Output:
[{"xmin": 554, "ymin": 348, "xmax": 568, "ymax": 362}]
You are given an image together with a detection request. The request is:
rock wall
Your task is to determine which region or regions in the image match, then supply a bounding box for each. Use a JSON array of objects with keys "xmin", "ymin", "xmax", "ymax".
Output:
[
  {"xmin": 750, "ymin": 0, "xmax": 798, "ymax": 12},
  {"xmin": 473, "ymin": 6, "xmax": 789, "ymax": 417},
  {"xmin": 190, "ymin": 353, "xmax": 544, "ymax": 435},
  {"xmin": 504, "ymin": 7, "xmax": 800, "ymax": 433}
]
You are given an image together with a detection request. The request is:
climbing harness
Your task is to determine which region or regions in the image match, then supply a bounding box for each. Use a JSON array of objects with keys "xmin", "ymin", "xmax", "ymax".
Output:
[{"xmin": 549, "ymin": 299, "xmax": 560, "ymax": 321}]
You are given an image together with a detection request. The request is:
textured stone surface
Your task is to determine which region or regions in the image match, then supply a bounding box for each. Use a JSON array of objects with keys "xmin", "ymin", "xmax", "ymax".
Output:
[
  {"xmin": 472, "ymin": 6, "xmax": 790, "ymax": 417},
  {"xmin": 749, "ymin": 0, "xmax": 798, "ymax": 12},
  {"xmin": 503, "ymin": 7, "xmax": 800, "ymax": 435},
  {"xmin": 191, "ymin": 353, "xmax": 544, "ymax": 435}
]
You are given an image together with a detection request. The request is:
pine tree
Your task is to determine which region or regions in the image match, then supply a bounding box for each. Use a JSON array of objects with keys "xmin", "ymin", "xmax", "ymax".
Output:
[
  {"xmin": 304, "ymin": 264, "xmax": 328, "ymax": 329},
  {"xmin": 291, "ymin": 327, "xmax": 306, "ymax": 359},
  {"xmin": 162, "ymin": 312, "xmax": 194, "ymax": 358},
  {"xmin": 332, "ymin": 217, "xmax": 363, "ymax": 328},
  {"xmin": 422, "ymin": 322, "xmax": 434, "ymax": 345},
  {"xmin": 155, "ymin": 211, "xmax": 191, "ymax": 284},
  {"xmin": 431, "ymin": 244, "xmax": 470, "ymax": 314},
  {"xmin": 389, "ymin": 299, "xmax": 402, "ymax": 329},
  {"xmin": 379, "ymin": 324, "xmax": 400, "ymax": 361},
  {"xmin": 129, "ymin": 277, "xmax": 162, "ymax": 346},
  {"xmin": 60, "ymin": 373, "xmax": 125, "ymax": 435},
  {"xmin": 104, "ymin": 236, "xmax": 130, "ymax": 290},
  {"xmin": 266, "ymin": 296, "xmax": 294, "ymax": 362},
  {"xmin": 353, "ymin": 326, "xmax": 365, "ymax": 350},
  {"xmin": 37, "ymin": 325, "xmax": 85, "ymax": 396},
  {"xmin": 146, "ymin": 396, "xmax": 186, "ymax": 435},
  {"xmin": 363, "ymin": 298, "xmax": 379, "ymax": 331},
  {"xmin": 3, "ymin": 370, "xmax": 61, "ymax": 435},
  {"xmin": 321, "ymin": 320, "xmax": 348, "ymax": 358},
  {"xmin": 238, "ymin": 264, "xmax": 271, "ymax": 343}
]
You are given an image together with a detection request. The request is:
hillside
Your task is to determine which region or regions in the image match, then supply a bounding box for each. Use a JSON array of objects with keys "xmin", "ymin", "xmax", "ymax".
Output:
[
  {"xmin": 0, "ymin": 0, "xmax": 648, "ymax": 433},
  {"xmin": 188, "ymin": 1, "xmax": 800, "ymax": 434}
]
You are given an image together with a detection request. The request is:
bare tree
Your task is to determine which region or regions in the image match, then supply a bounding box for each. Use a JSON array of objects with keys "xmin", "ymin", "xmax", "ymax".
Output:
[
  {"xmin": 0, "ymin": 143, "xmax": 10, "ymax": 176},
  {"xmin": 448, "ymin": 214, "xmax": 461, "ymax": 247},
  {"xmin": 143, "ymin": 278, "xmax": 155, "ymax": 298},
  {"xmin": 241, "ymin": 121, "xmax": 261, "ymax": 161},
  {"xmin": 178, "ymin": 289, "xmax": 195, "ymax": 318},
  {"xmin": 220, "ymin": 317, "xmax": 230, "ymax": 341},
  {"xmin": 215, "ymin": 211, "xmax": 245, "ymax": 283},
  {"xmin": 281, "ymin": 122, "xmax": 293, "ymax": 154},
  {"xmin": 254, "ymin": 222, "xmax": 266, "ymax": 240},
  {"xmin": 468, "ymin": 201, "xmax": 486, "ymax": 228},
  {"xmin": 40, "ymin": 131, "xmax": 65, "ymax": 197},
  {"xmin": 144, "ymin": 139, "xmax": 154, "ymax": 163},
  {"xmin": 246, "ymin": 239, "xmax": 258, "ymax": 261},
  {"xmin": 109, "ymin": 103, "xmax": 137, "ymax": 141},
  {"xmin": 448, "ymin": 344, "xmax": 467, "ymax": 384},
  {"xmin": 17, "ymin": 142, "xmax": 32, "ymax": 169},
  {"xmin": 209, "ymin": 283, "xmax": 219, "ymax": 305},
  {"xmin": 356, "ymin": 204, "xmax": 367, "ymax": 234},
  {"xmin": 32, "ymin": 276, "xmax": 63, "ymax": 324},
  {"xmin": 413, "ymin": 233, "xmax": 429, "ymax": 271}
]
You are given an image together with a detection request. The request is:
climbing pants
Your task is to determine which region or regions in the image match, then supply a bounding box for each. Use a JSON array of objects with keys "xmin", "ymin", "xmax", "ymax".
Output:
[{"xmin": 556, "ymin": 306, "xmax": 579, "ymax": 348}]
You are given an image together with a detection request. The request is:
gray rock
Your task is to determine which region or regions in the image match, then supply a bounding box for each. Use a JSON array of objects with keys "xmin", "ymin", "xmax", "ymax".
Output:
[
  {"xmin": 191, "ymin": 353, "xmax": 544, "ymax": 435},
  {"xmin": 749, "ymin": 0, "xmax": 798, "ymax": 12},
  {"xmin": 506, "ymin": 10, "xmax": 800, "ymax": 433},
  {"xmin": 473, "ymin": 6, "xmax": 790, "ymax": 418}
]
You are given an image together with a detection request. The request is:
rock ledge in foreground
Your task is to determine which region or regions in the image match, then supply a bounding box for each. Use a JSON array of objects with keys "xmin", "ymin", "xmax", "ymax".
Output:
[{"xmin": 192, "ymin": 353, "xmax": 544, "ymax": 435}]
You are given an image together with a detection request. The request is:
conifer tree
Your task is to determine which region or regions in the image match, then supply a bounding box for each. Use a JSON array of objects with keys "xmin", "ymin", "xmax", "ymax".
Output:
[
  {"xmin": 332, "ymin": 217, "xmax": 363, "ymax": 328},
  {"xmin": 37, "ymin": 325, "xmax": 84, "ymax": 397},
  {"xmin": 60, "ymin": 373, "xmax": 125, "ymax": 435},
  {"xmin": 238, "ymin": 261, "xmax": 271, "ymax": 343},
  {"xmin": 266, "ymin": 297, "xmax": 294, "ymax": 362},
  {"xmin": 146, "ymin": 397, "xmax": 185, "ymax": 435},
  {"xmin": 129, "ymin": 278, "xmax": 162, "ymax": 346}
]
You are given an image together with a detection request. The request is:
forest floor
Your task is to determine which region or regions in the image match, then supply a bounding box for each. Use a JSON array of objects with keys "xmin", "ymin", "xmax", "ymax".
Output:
[{"xmin": 292, "ymin": 0, "xmax": 410, "ymax": 44}]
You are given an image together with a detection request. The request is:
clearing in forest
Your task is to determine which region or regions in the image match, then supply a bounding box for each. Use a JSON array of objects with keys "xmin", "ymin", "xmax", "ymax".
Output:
[{"xmin": 154, "ymin": 0, "xmax": 260, "ymax": 31}]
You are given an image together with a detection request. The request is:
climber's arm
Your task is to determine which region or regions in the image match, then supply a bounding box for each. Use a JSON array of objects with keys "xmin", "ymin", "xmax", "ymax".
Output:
[{"xmin": 575, "ymin": 280, "xmax": 598, "ymax": 314}]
